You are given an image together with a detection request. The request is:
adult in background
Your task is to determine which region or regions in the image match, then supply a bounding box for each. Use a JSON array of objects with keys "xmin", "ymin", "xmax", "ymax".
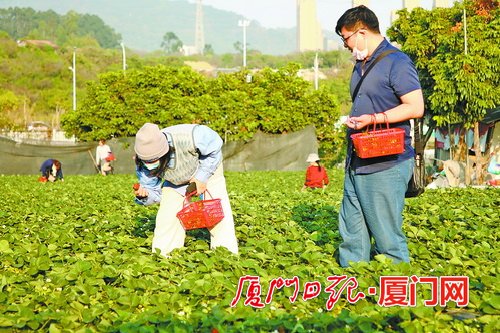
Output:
[
  {"xmin": 132, "ymin": 123, "xmax": 238, "ymax": 257},
  {"xmin": 95, "ymin": 139, "xmax": 114, "ymax": 176},
  {"xmin": 40, "ymin": 159, "xmax": 64, "ymax": 182},
  {"xmin": 302, "ymin": 153, "xmax": 329, "ymax": 190},
  {"xmin": 486, "ymin": 145, "xmax": 500, "ymax": 186},
  {"xmin": 335, "ymin": 6, "xmax": 424, "ymax": 267}
]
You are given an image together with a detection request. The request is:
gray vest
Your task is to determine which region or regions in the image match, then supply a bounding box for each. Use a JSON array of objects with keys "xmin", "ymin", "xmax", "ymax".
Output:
[{"xmin": 162, "ymin": 124, "xmax": 199, "ymax": 185}]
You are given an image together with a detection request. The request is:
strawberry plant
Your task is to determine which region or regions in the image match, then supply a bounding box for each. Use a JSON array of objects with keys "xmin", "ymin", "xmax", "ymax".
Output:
[{"xmin": 0, "ymin": 172, "xmax": 498, "ymax": 332}]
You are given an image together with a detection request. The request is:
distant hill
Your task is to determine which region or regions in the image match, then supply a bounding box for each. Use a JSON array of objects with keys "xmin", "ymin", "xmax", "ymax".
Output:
[{"xmin": 0, "ymin": 0, "xmax": 297, "ymax": 55}]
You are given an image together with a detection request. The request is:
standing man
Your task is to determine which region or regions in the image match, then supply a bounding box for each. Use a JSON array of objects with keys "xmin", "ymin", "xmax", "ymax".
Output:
[{"xmin": 335, "ymin": 6, "xmax": 424, "ymax": 267}]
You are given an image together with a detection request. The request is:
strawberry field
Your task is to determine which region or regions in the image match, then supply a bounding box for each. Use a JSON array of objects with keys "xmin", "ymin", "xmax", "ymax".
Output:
[{"xmin": 0, "ymin": 171, "xmax": 498, "ymax": 332}]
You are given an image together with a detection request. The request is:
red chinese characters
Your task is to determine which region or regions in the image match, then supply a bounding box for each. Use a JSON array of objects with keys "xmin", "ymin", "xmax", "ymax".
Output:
[
  {"xmin": 230, "ymin": 275, "xmax": 265, "ymax": 308},
  {"xmin": 377, "ymin": 276, "xmax": 469, "ymax": 307},
  {"xmin": 230, "ymin": 275, "xmax": 469, "ymax": 309}
]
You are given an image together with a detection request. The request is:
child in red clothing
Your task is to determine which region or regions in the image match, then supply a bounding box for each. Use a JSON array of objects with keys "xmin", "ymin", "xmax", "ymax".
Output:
[{"xmin": 302, "ymin": 153, "xmax": 329, "ymax": 190}]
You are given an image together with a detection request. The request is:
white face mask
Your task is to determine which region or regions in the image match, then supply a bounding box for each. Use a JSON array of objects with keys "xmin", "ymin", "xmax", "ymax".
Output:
[
  {"xmin": 143, "ymin": 160, "xmax": 160, "ymax": 170},
  {"xmin": 352, "ymin": 34, "xmax": 368, "ymax": 61}
]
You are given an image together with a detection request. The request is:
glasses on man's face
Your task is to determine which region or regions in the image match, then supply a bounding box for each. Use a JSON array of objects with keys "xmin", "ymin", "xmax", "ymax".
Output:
[{"xmin": 341, "ymin": 29, "xmax": 360, "ymax": 47}]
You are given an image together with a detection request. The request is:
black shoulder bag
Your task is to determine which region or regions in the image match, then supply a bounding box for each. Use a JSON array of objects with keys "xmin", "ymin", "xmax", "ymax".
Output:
[{"xmin": 405, "ymin": 118, "xmax": 426, "ymax": 198}]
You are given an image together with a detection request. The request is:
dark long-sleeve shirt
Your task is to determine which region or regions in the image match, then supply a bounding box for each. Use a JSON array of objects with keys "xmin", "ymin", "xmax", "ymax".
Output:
[{"xmin": 40, "ymin": 159, "xmax": 64, "ymax": 180}]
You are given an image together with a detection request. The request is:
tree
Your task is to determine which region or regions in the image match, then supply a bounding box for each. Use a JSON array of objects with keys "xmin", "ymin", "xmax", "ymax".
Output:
[
  {"xmin": 0, "ymin": 8, "xmax": 122, "ymax": 49},
  {"xmin": 203, "ymin": 44, "xmax": 214, "ymax": 56},
  {"xmin": 0, "ymin": 7, "xmax": 38, "ymax": 39},
  {"xmin": 60, "ymin": 64, "xmax": 342, "ymax": 160},
  {"xmin": 387, "ymin": 0, "xmax": 500, "ymax": 184},
  {"xmin": 76, "ymin": 14, "xmax": 122, "ymax": 48},
  {"xmin": 233, "ymin": 41, "xmax": 242, "ymax": 53},
  {"xmin": 161, "ymin": 32, "xmax": 182, "ymax": 54},
  {"xmin": 0, "ymin": 89, "xmax": 20, "ymax": 128}
]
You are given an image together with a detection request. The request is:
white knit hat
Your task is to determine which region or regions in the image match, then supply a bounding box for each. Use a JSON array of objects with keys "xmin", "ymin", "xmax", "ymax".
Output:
[
  {"xmin": 306, "ymin": 153, "xmax": 320, "ymax": 163},
  {"xmin": 134, "ymin": 123, "xmax": 169, "ymax": 161}
]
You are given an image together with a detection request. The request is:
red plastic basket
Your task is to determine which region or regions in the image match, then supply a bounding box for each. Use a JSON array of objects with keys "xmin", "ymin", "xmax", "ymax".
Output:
[
  {"xmin": 176, "ymin": 191, "xmax": 224, "ymax": 230},
  {"xmin": 350, "ymin": 113, "xmax": 405, "ymax": 159},
  {"xmin": 105, "ymin": 152, "xmax": 116, "ymax": 162}
]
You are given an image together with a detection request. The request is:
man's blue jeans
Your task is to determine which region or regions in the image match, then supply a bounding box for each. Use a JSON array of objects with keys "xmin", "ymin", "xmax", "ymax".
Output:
[{"xmin": 338, "ymin": 158, "xmax": 413, "ymax": 267}]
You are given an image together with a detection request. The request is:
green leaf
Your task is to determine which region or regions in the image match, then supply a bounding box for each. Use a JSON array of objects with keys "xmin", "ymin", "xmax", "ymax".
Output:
[
  {"xmin": 0, "ymin": 240, "xmax": 12, "ymax": 253},
  {"xmin": 449, "ymin": 257, "xmax": 463, "ymax": 265}
]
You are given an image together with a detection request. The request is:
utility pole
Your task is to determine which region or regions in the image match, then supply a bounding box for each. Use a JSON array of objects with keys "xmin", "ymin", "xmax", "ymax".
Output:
[
  {"xmin": 238, "ymin": 19, "xmax": 249, "ymax": 67},
  {"xmin": 68, "ymin": 47, "xmax": 76, "ymax": 111},
  {"xmin": 120, "ymin": 42, "xmax": 127, "ymax": 72},
  {"xmin": 463, "ymin": 8, "xmax": 467, "ymax": 55},
  {"xmin": 314, "ymin": 53, "xmax": 319, "ymax": 90}
]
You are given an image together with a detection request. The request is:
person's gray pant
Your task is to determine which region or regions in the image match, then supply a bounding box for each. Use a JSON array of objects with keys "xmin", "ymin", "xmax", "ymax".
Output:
[{"xmin": 338, "ymin": 158, "xmax": 413, "ymax": 267}]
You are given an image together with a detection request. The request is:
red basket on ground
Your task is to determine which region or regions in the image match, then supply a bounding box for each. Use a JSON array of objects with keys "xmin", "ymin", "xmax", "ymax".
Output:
[
  {"xmin": 350, "ymin": 113, "xmax": 405, "ymax": 159},
  {"xmin": 176, "ymin": 191, "xmax": 224, "ymax": 230}
]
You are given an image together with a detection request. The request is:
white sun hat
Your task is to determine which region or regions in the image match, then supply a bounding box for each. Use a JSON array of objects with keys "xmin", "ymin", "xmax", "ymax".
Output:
[{"xmin": 306, "ymin": 153, "xmax": 320, "ymax": 163}]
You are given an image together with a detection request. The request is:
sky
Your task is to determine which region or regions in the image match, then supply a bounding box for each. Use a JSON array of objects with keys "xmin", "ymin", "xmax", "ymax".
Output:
[{"xmin": 194, "ymin": 0, "xmax": 438, "ymax": 36}]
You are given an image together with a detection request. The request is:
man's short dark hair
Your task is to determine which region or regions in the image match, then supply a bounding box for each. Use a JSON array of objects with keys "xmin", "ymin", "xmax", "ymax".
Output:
[{"xmin": 335, "ymin": 5, "xmax": 380, "ymax": 36}]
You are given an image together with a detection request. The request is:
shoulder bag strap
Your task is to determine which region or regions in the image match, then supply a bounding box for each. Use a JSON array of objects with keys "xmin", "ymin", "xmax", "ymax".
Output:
[
  {"xmin": 413, "ymin": 118, "xmax": 423, "ymax": 155},
  {"xmin": 351, "ymin": 49, "xmax": 397, "ymax": 102}
]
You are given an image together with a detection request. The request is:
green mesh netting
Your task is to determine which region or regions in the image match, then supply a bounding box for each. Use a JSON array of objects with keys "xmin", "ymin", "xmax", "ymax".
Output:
[{"xmin": 0, "ymin": 126, "xmax": 318, "ymax": 175}]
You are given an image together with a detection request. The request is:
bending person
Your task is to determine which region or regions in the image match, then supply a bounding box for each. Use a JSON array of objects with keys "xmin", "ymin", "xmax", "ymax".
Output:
[
  {"xmin": 133, "ymin": 123, "xmax": 238, "ymax": 257},
  {"xmin": 40, "ymin": 159, "xmax": 64, "ymax": 182}
]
